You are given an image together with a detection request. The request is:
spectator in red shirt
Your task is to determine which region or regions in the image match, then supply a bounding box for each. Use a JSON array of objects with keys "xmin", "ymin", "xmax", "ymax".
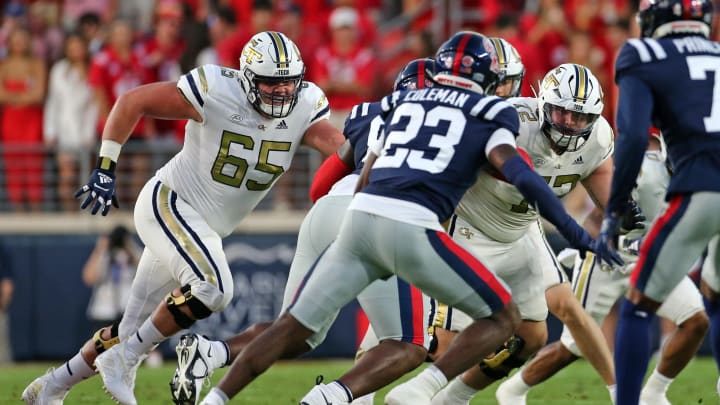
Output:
[{"xmin": 310, "ymin": 6, "xmax": 376, "ymax": 130}]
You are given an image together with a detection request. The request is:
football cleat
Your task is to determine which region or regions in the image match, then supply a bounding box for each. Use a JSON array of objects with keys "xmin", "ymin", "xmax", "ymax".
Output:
[
  {"xmin": 21, "ymin": 369, "xmax": 69, "ymax": 405},
  {"xmin": 171, "ymin": 334, "xmax": 221, "ymax": 405},
  {"xmin": 299, "ymin": 376, "xmax": 350, "ymax": 405},
  {"xmin": 384, "ymin": 378, "xmax": 435, "ymax": 405},
  {"xmin": 495, "ymin": 378, "xmax": 527, "ymax": 405},
  {"xmin": 94, "ymin": 342, "xmax": 141, "ymax": 405}
]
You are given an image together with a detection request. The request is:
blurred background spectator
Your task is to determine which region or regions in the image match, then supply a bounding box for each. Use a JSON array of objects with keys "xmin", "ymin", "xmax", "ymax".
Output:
[
  {"xmin": 43, "ymin": 32, "xmax": 97, "ymax": 212},
  {"xmin": 0, "ymin": 26, "xmax": 46, "ymax": 212}
]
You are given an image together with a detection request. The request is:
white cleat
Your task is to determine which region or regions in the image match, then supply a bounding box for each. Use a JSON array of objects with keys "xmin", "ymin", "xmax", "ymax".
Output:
[
  {"xmin": 171, "ymin": 334, "xmax": 221, "ymax": 405},
  {"xmin": 94, "ymin": 342, "xmax": 141, "ymax": 405},
  {"xmin": 21, "ymin": 370, "xmax": 69, "ymax": 405},
  {"xmin": 300, "ymin": 383, "xmax": 350, "ymax": 405},
  {"xmin": 639, "ymin": 391, "xmax": 672, "ymax": 405},
  {"xmin": 384, "ymin": 380, "xmax": 435, "ymax": 405},
  {"xmin": 430, "ymin": 386, "xmax": 469, "ymax": 405},
  {"xmin": 495, "ymin": 379, "xmax": 527, "ymax": 405}
]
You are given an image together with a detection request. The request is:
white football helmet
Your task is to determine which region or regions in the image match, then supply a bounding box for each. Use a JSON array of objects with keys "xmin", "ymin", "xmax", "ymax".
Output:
[
  {"xmin": 489, "ymin": 37, "xmax": 524, "ymax": 97},
  {"xmin": 239, "ymin": 31, "xmax": 305, "ymax": 118},
  {"xmin": 537, "ymin": 63, "xmax": 604, "ymax": 153}
]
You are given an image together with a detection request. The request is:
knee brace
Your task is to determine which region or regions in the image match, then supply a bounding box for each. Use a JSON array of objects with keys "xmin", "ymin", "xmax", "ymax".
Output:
[
  {"xmin": 480, "ymin": 335, "xmax": 526, "ymax": 380},
  {"xmin": 165, "ymin": 284, "xmax": 213, "ymax": 329},
  {"xmin": 93, "ymin": 321, "xmax": 120, "ymax": 354}
]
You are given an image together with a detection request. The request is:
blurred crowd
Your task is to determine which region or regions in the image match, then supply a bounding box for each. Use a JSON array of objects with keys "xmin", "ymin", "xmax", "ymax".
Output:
[{"xmin": 0, "ymin": 0, "xmax": 718, "ymax": 214}]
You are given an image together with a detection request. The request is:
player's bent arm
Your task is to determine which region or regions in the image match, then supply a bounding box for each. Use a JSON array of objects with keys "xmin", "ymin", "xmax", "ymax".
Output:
[
  {"xmin": 489, "ymin": 143, "xmax": 592, "ymax": 250},
  {"xmin": 607, "ymin": 75, "xmax": 653, "ymax": 216},
  {"xmin": 302, "ymin": 119, "xmax": 346, "ymax": 157},
  {"xmin": 101, "ymin": 81, "xmax": 201, "ymax": 146},
  {"xmin": 355, "ymin": 152, "xmax": 378, "ymax": 194}
]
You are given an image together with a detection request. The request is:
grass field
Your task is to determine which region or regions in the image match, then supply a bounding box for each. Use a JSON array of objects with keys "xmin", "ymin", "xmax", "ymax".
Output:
[{"xmin": 2, "ymin": 357, "xmax": 718, "ymax": 404}]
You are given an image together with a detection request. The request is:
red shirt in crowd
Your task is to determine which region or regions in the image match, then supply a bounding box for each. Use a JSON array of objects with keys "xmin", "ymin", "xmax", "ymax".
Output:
[{"xmin": 311, "ymin": 44, "xmax": 375, "ymax": 111}]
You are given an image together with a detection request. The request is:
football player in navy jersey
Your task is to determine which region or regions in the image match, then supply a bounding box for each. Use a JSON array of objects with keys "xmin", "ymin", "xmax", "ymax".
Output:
[
  {"xmin": 167, "ymin": 58, "xmax": 438, "ymax": 405},
  {"xmin": 593, "ymin": 1, "xmax": 720, "ymax": 404},
  {"xmin": 197, "ymin": 31, "xmax": 617, "ymax": 405}
]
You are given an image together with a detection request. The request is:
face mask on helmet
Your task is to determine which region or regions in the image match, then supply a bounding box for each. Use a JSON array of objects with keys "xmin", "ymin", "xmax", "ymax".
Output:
[
  {"xmin": 393, "ymin": 58, "xmax": 437, "ymax": 91},
  {"xmin": 434, "ymin": 31, "xmax": 503, "ymax": 96},
  {"xmin": 637, "ymin": 0, "xmax": 713, "ymax": 39},
  {"xmin": 489, "ymin": 37, "xmax": 525, "ymax": 98},
  {"xmin": 538, "ymin": 64, "xmax": 604, "ymax": 154},
  {"xmin": 239, "ymin": 31, "xmax": 305, "ymax": 118}
]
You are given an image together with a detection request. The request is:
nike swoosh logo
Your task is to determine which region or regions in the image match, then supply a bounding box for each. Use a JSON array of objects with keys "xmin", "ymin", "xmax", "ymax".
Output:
[
  {"xmin": 93, "ymin": 183, "xmax": 109, "ymax": 192},
  {"xmin": 320, "ymin": 391, "xmax": 333, "ymax": 404},
  {"xmin": 207, "ymin": 346, "xmax": 212, "ymax": 358}
]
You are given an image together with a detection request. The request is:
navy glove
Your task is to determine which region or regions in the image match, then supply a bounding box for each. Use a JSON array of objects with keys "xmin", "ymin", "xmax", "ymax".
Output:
[
  {"xmin": 75, "ymin": 157, "xmax": 120, "ymax": 216},
  {"xmin": 619, "ymin": 199, "xmax": 645, "ymax": 234},
  {"xmin": 592, "ymin": 214, "xmax": 625, "ymax": 268},
  {"xmin": 556, "ymin": 217, "xmax": 594, "ymax": 259}
]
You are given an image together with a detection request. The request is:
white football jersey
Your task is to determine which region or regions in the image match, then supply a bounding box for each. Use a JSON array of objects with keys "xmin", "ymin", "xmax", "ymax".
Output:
[
  {"xmin": 155, "ymin": 64, "xmax": 330, "ymax": 237},
  {"xmin": 456, "ymin": 97, "xmax": 614, "ymax": 243}
]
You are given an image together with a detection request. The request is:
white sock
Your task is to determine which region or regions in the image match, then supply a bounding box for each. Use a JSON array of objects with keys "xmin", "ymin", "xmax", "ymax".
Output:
[
  {"xmin": 326, "ymin": 381, "xmax": 353, "ymax": 402},
  {"xmin": 642, "ymin": 369, "xmax": 673, "ymax": 396},
  {"xmin": 502, "ymin": 370, "xmax": 531, "ymax": 395},
  {"xmin": 209, "ymin": 340, "xmax": 230, "ymax": 368},
  {"xmin": 203, "ymin": 387, "xmax": 229, "ymax": 404},
  {"xmin": 125, "ymin": 319, "xmax": 166, "ymax": 358},
  {"xmin": 607, "ymin": 384, "xmax": 616, "ymax": 404},
  {"xmin": 416, "ymin": 365, "xmax": 449, "ymax": 395},
  {"xmin": 443, "ymin": 377, "xmax": 478, "ymax": 403},
  {"xmin": 51, "ymin": 352, "xmax": 96, "ymax": 388}
]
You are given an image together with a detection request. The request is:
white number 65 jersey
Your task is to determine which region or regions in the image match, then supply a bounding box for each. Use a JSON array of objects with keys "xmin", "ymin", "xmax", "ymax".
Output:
[{"xmin": 156, "ymin": 64, "xmax": 330, "ymax": 237}]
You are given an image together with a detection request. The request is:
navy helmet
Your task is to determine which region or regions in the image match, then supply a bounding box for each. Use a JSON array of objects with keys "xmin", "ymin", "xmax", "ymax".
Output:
[
  {"xmin": 393, "ymin": 58, "xmax": 437, "ymax": 91},
  {"xmin": 434, "ymin": 31, "xmax": 503, "ymax": 95},
  {"xmin": 637, "ymin": 0, "xmax": 713, "ymax": 38}
]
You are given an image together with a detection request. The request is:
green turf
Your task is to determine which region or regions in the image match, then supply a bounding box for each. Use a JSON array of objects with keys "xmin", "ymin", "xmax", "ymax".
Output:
[{"xmin": 2, "ymin": 357, "xmax": 718, "ymax": 404}]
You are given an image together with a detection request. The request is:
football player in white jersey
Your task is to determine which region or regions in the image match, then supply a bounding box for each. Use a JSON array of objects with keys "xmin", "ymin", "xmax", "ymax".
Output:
[
  {"xmin": 20, "ymin": 31, "xmax": 343, "ymax": 405},
  {"xmin": 497, "ymin": 133, "xmax": 708, "ymax": 405},
  {"xmin": 387, "ymin": 61, "xmax": 637, "ymax": 404}
]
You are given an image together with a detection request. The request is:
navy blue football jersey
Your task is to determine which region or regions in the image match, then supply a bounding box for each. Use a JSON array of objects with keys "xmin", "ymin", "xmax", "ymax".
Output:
[
  {"xmin": 615, "ymin": 36, "xmax": 720, "ymax": 195},
  {"xmin": 342, "ymin": 101, "xmax": 384, "ymax": 174},
  {"xmin": 362, "ymin": 86, "xmax": 520, "ymax": 222}
]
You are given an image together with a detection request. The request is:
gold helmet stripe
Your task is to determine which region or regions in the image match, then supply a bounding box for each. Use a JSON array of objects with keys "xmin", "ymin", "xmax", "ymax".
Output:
[
  {"xmin": 573, "ymin": 64, "xmax": 588, "ymax": 103},
  {"xmin": 491, "ymin": 38, "xmax": 507, "ymax": 66},
  {"xmin": 268, "ymin": 31, "xmax": 289, "ymax": 69}
]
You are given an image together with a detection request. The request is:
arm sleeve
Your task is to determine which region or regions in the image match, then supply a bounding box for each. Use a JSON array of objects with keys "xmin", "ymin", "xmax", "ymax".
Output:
[
  {"xmin": 309, "ymin": 153, "xmax": 353, "ymax": 202},
  {"xmin": 501, "ymin": 155, "xmax": 585, "ymax": 243},
  {"xmin": 607, "ymin": 75, "xmax": 653, "ymax": 215}
]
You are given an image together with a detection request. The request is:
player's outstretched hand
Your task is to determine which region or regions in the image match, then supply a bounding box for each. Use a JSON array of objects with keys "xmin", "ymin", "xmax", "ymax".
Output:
[
  {"xmin": 75, "ymin": 167, "xmax": 119, "ymax": 216},
  {"xmin": 592, "ymin": 214, "xmax": 625, "ymax": 268},
  {"xmin": 619, "ymin": 199, "xmax": 645, "ymax": 234}
]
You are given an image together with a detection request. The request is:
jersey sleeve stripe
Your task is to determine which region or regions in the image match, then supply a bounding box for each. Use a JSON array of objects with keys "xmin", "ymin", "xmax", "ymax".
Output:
[
  {"xmin": 484, "ymin": 100, "xmax": 511, "ymax": 120},
  {"xmin": 361, "ymin": 102, "xmax": 370, "ymax": 116},
  {"xmin": 381, "ymin": 94, "xmax": 392, "ymax": 112},
  {"xmin": 198, "ymin": 66, "xmax": 209, "ymax": 93},
  {"xmin": 310, "ymin": 105, "xmax": 330, "ymax": 123},
  {"xmin": 183, "ymin": 72, "xmax": 205, "ymax": 107},
  {"xmin": 627, "ymin": 39, "xmax": 652, "ymax": 62},
  {"xmin": 470, "ymin": 97, "xmax": 493, "ymax": 117},
  {"xmin": 644, "ymin": 38, "xmax": 667, "ymax": 60},
  {"xmin": 350, "ymin": 104, "xmax": 359, "ymax": 119}
]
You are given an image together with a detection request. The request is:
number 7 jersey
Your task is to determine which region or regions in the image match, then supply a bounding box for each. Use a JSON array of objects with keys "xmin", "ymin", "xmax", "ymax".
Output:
[{"xmin": 156, "ymin": 64, "xmax": 331, "ymax": 237}]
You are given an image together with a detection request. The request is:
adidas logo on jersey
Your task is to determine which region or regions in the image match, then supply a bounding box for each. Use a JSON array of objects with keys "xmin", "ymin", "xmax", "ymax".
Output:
[
  {"xmin": 276, "ymin": 120, "xmax": 288, "ymax": 129},
  {"xmin": 572, "ymin": 156, "xmax": 584, "ymax": 165}
]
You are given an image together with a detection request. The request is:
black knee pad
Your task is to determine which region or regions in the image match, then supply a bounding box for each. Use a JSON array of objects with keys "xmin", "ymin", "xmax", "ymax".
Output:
[
  {"xmin": 480, "ymin": 335, "xmax": 526, "ymax": 380},
  {"xmin": 165, "ymin": 284, "xmax": 213, "ymax": 329},
  {"xmin": 93, "ymin": 321, "xmax": 120, "ymax": 354}
]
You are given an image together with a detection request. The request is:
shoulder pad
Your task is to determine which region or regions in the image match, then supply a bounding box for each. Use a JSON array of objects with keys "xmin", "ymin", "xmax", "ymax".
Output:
[
  {"xmin": 300, "ymin": 81, "xmax": 331, "ymax": 124},
  {"xmin": 615, "ymin": 39, "xmax": 668, "ymax": 79},
  {"xmin": 469, "ymin": 96, "xmax": 519, "ymax": 134},
  {"xmin": 593, "ymin": 116, "xmax": 615, "ymax": 160}
]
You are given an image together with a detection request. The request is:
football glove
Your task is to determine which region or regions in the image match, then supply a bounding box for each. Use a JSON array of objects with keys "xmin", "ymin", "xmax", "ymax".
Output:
[
  {"xmin": 592, "ymin": 214, "xmax": 625, "ymax": 268},
  {"xmin": 619, "ymin": 199, "xmax": 645, "ymax": 234},
  {"xmin": 75, "ymin": 156, "xmax": 120, "ymax": 216}
]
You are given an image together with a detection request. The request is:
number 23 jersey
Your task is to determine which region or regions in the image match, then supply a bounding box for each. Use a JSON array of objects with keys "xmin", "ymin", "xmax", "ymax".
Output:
[
  {"xmin": 456, "ymin": 97, "xmax": 614, "ymax": 243},
  {"xmin": 156, "ymin": 64, "xmax": 330, "ymax": 237}
]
